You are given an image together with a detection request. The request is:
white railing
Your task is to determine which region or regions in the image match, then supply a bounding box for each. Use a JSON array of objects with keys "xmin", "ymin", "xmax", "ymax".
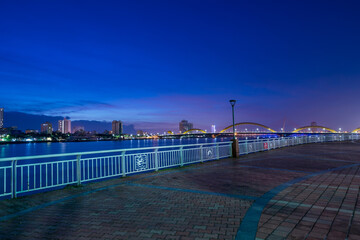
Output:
[
  {"xmin": 0, "ymin": 134, "xmax": 359, "ymax": 199},
  {"xmin": 238, "ymin": 134, "xmax": 359, "ymax": 154},
  {"xmin": 0, "ymin": 141, "xmax": 232, "ymax": 199}
]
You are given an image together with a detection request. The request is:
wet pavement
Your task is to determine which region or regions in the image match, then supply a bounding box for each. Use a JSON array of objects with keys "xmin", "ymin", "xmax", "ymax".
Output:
[{"xmin": 0, "ymin": 141, "xmax": 359, "ymax": 239}]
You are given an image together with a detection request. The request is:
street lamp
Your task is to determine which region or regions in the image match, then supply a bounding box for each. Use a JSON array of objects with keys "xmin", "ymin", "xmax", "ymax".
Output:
[{"xmin": 229, "ymin": 100, "xmax": 236, "ymax": 140}]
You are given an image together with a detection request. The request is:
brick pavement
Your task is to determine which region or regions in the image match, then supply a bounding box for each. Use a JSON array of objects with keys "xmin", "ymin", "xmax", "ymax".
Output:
[{"xmin": 0, "ymin": 141, "xmax": 359, "ymax": 239}]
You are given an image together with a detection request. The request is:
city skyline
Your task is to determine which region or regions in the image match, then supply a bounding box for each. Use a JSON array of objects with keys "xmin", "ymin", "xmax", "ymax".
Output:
[
  {"xmin": 0, "ymin": 108, "xmax": 358, "ymax": 134},
  {"xmin": 1, "ymin": 1, "xmax": 360, "ymax": 131}
]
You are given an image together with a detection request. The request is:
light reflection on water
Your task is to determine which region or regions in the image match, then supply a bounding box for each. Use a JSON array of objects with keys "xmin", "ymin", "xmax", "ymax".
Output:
[
  {"xmin": 0, "ymin": 134, "xmax": 277, "ymax": 159},
  {"xmin": 0, "ymin": 138, "xmax": 232, "ymax": 159}
]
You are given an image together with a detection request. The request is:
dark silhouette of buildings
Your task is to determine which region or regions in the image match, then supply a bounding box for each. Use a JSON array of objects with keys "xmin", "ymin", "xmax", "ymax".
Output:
[{"xmin": 179, "ymin": 120, "xmax": 193, "ymax": 133}]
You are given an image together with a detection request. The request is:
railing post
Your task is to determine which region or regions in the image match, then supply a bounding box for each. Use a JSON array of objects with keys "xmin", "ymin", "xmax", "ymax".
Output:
[
  {"xmin": 216, "ymin": 143, "xmax": 220, "ymax": 159},
  {"xmin": 180, "ymin": 147, "xmax": 184, "ymax": 167},
  {"xmin": 245, "ymin": 139, "xmax": 248, "ymax": 154},
  {"xmin": 200, "ymin": 145, "xmax": 204, "ymax": 162},
  {"xmin": 76, "ymin": 155, "xmax": 81, "ymax": 186},
  {"xmin": 154, "ymin": 149, "xmax": 159, "ymax": 171},
  {"xmin": 11, "ymin": 160, "xmax": 17, "ymax": 198},
  {"xmin": 121, "ymin": 151, "xmax": 126, "ymax": 177}
]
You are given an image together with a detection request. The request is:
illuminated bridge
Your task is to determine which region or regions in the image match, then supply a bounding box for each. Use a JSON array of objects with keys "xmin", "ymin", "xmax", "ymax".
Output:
[{"xmin": 166, "ymin": 122, "xmax": 360, "ymax": 136}]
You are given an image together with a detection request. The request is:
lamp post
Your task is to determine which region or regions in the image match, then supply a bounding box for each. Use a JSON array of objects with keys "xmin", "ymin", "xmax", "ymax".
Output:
[
  {"xmin": 229, "ymin": 100, "xmax": 236, "ymax": 140},
  {"xmin": 229, "ymin": 99, "xmax": 239, "ymax": 158}
]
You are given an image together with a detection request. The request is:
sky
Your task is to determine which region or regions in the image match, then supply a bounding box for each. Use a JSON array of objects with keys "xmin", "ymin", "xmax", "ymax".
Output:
[{"xmin": 1, "ymin": 0, "xmax": 360, "ymax": 132}]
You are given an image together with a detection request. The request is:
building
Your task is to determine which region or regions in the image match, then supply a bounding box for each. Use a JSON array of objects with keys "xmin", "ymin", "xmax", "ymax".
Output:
[
  {"xmin": 25, "ymin": 129, "xmax": 38, "ymax": 134},
  {"xmin": 179, "ymin": 120, "xmax": 193, "ymax": 133},
  {"xmin": 112, "ymin": 120, "xmax": 123, "ymax": 135},
  {"xmin": 1, "ymin": 126, "xmax": 21, "ymax": 135},
  {"xmin": 0, "ymin": 108, "xmax": 3, "ymax": 128},
  {"xmin": 58, "ymin": 118, "xmax": 71, "ymax": 134},
  {"xmin": 41, "ymin": 122, "xmax": 53, "ymax": 134},
  {"xmin": 211, "ymin": 125, "xmax": 216, "ymax": 133}
]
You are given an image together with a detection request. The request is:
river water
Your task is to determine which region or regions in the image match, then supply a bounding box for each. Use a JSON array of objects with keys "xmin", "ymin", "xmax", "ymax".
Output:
[{"xmin": 0, "ymin": 138, "xmax": 235, "ymax": 158}]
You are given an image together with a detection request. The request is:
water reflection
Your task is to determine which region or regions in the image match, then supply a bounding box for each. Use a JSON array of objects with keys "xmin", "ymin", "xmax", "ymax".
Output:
[
  {"xmin": 0, "ymin": 144, "xmax": 9, "ymax": 158},
  {"xmin": 0, "ymin": 138, "xmax": 232, "ymax": 158}
]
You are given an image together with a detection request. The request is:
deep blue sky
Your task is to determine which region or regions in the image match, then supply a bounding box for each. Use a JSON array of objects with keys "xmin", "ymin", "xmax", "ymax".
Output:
[{"xmin": 1, "ymin": 0, "xmax": 360, "ymax": 132}]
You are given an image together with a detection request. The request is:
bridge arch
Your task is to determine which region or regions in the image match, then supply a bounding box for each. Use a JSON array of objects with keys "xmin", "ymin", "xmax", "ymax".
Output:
[
  {"xmin": 292, "ymin": 126, "xmax": 337, "ymax": 133},
  {"xmin": 166, "ymin": 131, "xmax": 174, "ymax": 135},
  {"xmin": 219, "ymin": 122, "xmax": 276, "ymax": 133},
  {"xmin": 352, "ymin": 128, "xmax": 360, "ymax": 133},
  {"xmin": 182, "ymin": 129, "xmax": 207, "ymax": 134}
]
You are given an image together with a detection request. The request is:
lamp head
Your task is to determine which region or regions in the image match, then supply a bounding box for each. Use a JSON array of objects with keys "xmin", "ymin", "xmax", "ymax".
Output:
[{"xmin": 229, "ymin": 99, "xmax": 236, "ymax": 106}]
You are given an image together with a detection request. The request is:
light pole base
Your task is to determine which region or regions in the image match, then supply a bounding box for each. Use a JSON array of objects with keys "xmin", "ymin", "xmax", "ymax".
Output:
[{"xmin": 232, "ymin": 139, "xmax": 239, "ymax": 158}]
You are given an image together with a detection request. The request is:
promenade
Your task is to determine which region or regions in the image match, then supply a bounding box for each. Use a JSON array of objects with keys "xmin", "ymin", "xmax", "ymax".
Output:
[{"xmin": 0, "ymin": 141, "xmax": 359, "ymax": 240}]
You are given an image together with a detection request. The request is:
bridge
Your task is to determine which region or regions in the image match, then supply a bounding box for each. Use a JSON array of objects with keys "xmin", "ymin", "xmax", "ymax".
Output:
[
  {"xmin": 292, "ymin": 125, "xmax": 338, "ymax": 133},
  {"xmin": 167, "ymin": 122, "xmax": 360, "ymax": 135}
]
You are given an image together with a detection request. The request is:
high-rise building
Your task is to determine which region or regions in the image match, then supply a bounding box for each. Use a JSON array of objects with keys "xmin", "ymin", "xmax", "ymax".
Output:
[
  {"xmin": 112, "ymin": 120, "xmax": 123, "ymax": 135},
  {"xmin": 58, "ymin": 118, "xmax": 71, "ymax": 134},
  {"xmin": 211, "ymin": 125, "xmax": 216, "ymax": 133},
  {"xmin": 41, "ymin": 122, "xmax": 53, "ymax": 134},
  {"xmin": 0, "ymin": 108, "xmax": 4, "ymax": 128},
  {"xmin": 179, "ymin": 120, "xmax": 193, "ymax": 133}
]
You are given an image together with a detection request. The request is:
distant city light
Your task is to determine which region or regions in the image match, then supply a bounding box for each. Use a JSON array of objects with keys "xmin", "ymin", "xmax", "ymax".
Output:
[{"xmin": 211, "ymin": 125, "xmax": 216, "ymax": 133}]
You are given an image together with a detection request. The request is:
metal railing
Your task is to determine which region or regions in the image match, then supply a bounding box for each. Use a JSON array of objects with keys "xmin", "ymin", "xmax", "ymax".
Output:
[
  {"xmin": 238, "ymin": 134, "xmax": 359, "ymax": 154},
  {"xmin": 0, "ymin": 141, "xmax": 232, "ymax": 199},
  {"xmin": 0, "ymin": 134, "xmax": 359, "ymax": 199}
]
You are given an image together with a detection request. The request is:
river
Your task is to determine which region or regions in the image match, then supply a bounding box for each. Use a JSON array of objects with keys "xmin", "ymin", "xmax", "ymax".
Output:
[{"xmin": 0, "ymin": 138, "xmax": 236, "ymax": 158}]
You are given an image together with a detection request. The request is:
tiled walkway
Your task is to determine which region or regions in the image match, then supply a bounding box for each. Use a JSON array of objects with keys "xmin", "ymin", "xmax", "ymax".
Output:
[{"xmin": 1, "ymin": 141, "xmax": 360, "ymax": 239}]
